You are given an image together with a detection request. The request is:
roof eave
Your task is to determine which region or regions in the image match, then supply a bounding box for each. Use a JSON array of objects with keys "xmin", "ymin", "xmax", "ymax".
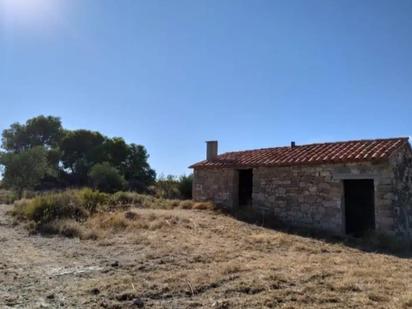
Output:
[{"xmin": 190, "ymin": 157, "xmax": 391, "ymax": 170}]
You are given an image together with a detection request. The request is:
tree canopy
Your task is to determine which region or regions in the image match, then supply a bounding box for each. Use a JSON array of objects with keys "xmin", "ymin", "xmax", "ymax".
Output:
[
  {"xmin": 0, "ymin": 146, "xmax": 50, "ymax": 196},
  {"xmin": 0, "ymin": 115, "xmax": 156, "ymax": 193},
  {"xmin": 89, "ymin": 162, "xmax": 126, "ymax": 193},
  {"xmin": 2, "ymin": 115, "xmax": 63, "ymax": 152}
]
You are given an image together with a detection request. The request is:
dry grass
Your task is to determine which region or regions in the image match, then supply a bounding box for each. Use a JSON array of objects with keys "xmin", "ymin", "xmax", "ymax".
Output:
[
  {"xmin": 11, "ymin": 189, "xmax": 215, "ymax": 238},
  {"xmin": 28, "ymin": 208, "xmax": 196, "ymax": 240},
  {"xmin": 36, "ymin": 219, "xmax": 102, "ymax": 240},
  {"xmin": 0, "ymin": 190, "xmax": 18, "ymax": 204},
  {"xmin": 57, "ymin": 208, "xmax": 412, "ymax": 308},
  {"xmin": 7, "ymin": 190, "xmax": 412, "ymax": 308},
  {"xmin": 3, "ymin": 203, "xmax": 412, "ymax": 308}
]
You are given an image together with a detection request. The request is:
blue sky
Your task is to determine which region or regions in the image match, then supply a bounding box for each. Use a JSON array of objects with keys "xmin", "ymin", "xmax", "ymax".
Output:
[{"xmin": 1, "ymin": 0, "xmax": 411, "ymax": 176}]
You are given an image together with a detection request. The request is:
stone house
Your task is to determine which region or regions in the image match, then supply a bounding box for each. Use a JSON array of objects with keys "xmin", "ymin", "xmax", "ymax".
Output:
[{"xmin": 190, "ymin": 138, "xmax": 412, "ymax": 238}]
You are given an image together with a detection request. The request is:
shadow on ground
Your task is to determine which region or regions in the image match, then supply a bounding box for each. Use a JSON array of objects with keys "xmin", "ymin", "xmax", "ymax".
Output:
[{"xmin": 224, "ymin": 206, "xmax": 412, "ymax": 259}]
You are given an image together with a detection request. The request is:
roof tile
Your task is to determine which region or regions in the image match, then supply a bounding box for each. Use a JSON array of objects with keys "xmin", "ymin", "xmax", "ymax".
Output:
[{"xmin": 190, "ymin": 137, "xmax": 409, "ymax": 169}]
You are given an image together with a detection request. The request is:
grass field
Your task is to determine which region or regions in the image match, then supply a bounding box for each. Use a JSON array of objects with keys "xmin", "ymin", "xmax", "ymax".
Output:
[{"xmin": 2, "ymin": 198, "xmax": 412, "ymax": 308}]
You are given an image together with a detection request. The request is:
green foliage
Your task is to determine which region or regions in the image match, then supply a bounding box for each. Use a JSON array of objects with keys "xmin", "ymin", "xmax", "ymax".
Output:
[
  {"xmin": 88, "ymin": 163, "xmax": 126, "ymax": 193},
  {"xmin": 154, "ymin": 174, "xmax": 193, "ymax": 199},
  {"xmin": 2, "ymin": 115, "xmax": 63, "ymax": 152},
  {"xmin": 77, "ymin": 188, "xmax": 109, "ymax": 213},
  {"xmin": 14, "ymin": 191, "xmax": 87, "ymax": 225},
  {"xmin": 60, "ymin": 129, "xmax": 106, "ymax": 185},
  {"xmin": 155, "ymin": 175, "xmax": 181, "ymax": 199},
  {"xmin": 13, "ymin": 189, "xmax": 215, "ymax": 236},
  {"xmin": 14, "ymin": 189, "xmax": 108, "ymax": 225},
  {"xmin": 110, "ymin": 191, "xmax": 141, "ymax": 205},
  {"xmin": 99, "ymin": 137, "xmax": 130, "ymax": 168},
  {"xmin": 0, "ymin": 147, "xmax": 50, "ymax": 196},
  {"xmin": 178, "ymin": 174, "xmax": 193, "ymax": 199},
  {"xmin": 122, "ymin": 144, "xmax": 156, "ymax": 192},
  {"xmin": 0, "ymin": 190, "xmax": 18, "ymax": 204},
  {"xmin": 1, "ymin": 115, "xmax": 156, "ymax": 193}
]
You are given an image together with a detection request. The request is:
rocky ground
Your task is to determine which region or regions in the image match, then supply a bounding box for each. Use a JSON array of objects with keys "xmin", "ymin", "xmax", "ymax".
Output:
[{"xmin": 1, "ymin": 203, "xmax": 412, "ymax": 308}]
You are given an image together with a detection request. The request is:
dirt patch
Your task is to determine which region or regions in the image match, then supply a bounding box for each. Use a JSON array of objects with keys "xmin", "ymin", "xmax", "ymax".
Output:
[{"xmin": 1, "ymin": 204, "xmax": 412, "ymax": 308}]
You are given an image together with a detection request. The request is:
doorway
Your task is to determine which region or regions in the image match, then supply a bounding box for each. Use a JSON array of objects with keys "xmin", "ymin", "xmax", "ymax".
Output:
[
  {"xmin": 344, "ymin": 179, "xmax": 375, "ymax": 236},
  {"xmin": 238, "ymin": 169, "xmax": 253, "ymax": 207}
]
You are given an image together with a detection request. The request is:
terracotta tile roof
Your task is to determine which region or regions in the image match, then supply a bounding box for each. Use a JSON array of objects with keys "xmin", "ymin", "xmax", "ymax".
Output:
[{"xmin": 190, "ymin": 137, "xmax": 409, "ymax": 169}]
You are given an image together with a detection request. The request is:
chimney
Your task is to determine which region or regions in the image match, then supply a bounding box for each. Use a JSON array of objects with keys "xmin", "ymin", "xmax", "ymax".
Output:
[
  {"xmin": 291, "ymin": 141, "xmax": 296, "ymax": 148},
  {"xmin": 206, "ymin": 141, "xmax": 218, "ymax": 161}
]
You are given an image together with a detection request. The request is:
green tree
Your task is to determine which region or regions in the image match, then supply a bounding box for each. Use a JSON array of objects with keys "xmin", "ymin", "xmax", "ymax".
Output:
[
  {"xmin": 154, "ymin": 174, "xmax": 193, "ymax": 199},
  {"xmin": 1, "ymin": 116, "xmax": 64, "ymax": 189},
  {"xmin": 60, "ymin": 130, "xmax": 106, "ymax": 185},
  {"xmin": 0, "ymin": 147, "xmax": 50, "ymax": 197},
  {"xmin": 1, "ymin": 115, "xmax": 157, "ymax": 193},
  {"xmin": 88, "ymin": 162, "xmax": 126, "ymax": 193},
  {"xmin": 2, "ymin": 115, "xmax": 63, "ymax": 152},
  {"xmin": 178, "ymin": 174, "xmax": 193, "ymax": 199},
  {"xmin": 97, "ymin": 137, "xmax": 130, "ymax": 169},
  {"xmin": 155, "ymin": 175, "xmax": 180, "ymax": 199},
  {"xmin": 122, "ymin": 144, "xmax": 156, "ymax": 192}
]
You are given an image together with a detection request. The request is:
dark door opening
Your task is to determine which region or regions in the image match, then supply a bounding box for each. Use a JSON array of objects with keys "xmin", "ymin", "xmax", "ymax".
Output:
[
  {"xmin": 238, "ymin": 169, "xmax": 253, "ymax": 207},
  {"xmin": 344, "ymin": 179, "xmax": 375, "ymax": 236}
]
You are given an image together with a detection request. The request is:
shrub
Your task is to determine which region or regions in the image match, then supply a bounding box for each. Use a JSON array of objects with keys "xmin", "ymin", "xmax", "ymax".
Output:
[
  {"xmin": 192, "ymin": 201, "xmax": 215, "ymax": 210},
  {"xmin": 36, "ymin": 219, "xmax": 100, "ymax": 239},
  {"xmin": 110, "ymin": 191, "xmax": 142, "ymax": 206},
  {"xmin": 88, "ymin": 162, "xmax": 126, "ymax": 193},
  {"xmin": 178, "ymin": 174, "xmax": 193, "ymax": 199},
  {"xmin": 78, "ymin": 188, "xmax": 109, "ymax": 213},
  {"xmin": 0, "ymin": 190, "xmax": 18, "ymax": 204},
  {"xmin": 179, "ymin": 200, "xmax": 194, "ymax": 209},
  {"xmin": 154, "ymin": 174, "xmax": 193, "ymax": 199},
  {"xmin": 88, "ymin": 212, "xmax": 130, "ymax": 231},
  {"xmin": 155, "ymin": 175, "xmax": 180, "ymax": 199},
  {"xmin": 14, "ymin": 191, "xmax": 87, "ymax": 225},
  {"xmin": 38, "ymin": 220, "xmax": 83, "ymax": 238},
  {"xmin": 12, "ymin": 189, "xmax": 215, "ymax": 238}
]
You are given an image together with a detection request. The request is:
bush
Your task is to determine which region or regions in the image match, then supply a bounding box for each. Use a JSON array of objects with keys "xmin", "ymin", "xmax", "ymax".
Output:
[
  {"xmin": 178, "ymin": 174, "xmax": 193, "ymax": 199},
  {"xmin": 36, "ymin": 219, "xmax": 100, "ymax": 239},
  {"xmin": 192, "ymin": 201, "xmax": 215, "ymax": 210},
  {"xmin": 88, "ymin": 162, "xmax": 126, "ymax": 193},
  {"xmin": 0, "ymin": 190, "xmax": 18, "ymax": 204},
  {"xmin": 14, "ymin": 191, "xmax": 87, "ymax": 225},
  {"xmin": 154, "ymin": 174, "xmax": 193, "ymax": 199},
  {"xmin": 155, "ymin": 175, "xmax": 180, "ymax": 199},
  {"xmin": 110, "ymin": 191, "xmax": 142, "ymax": 206},
  {"xmin": 78, "ymin": 188, "xmax": 109, "ymax": 213},
  {"xmin": 12, "ymin": 189, "xmax": 215, "ymax": 238},
  {"xmin": 38, "ymin": 220, "xmax": 83, "ymax": 238}
]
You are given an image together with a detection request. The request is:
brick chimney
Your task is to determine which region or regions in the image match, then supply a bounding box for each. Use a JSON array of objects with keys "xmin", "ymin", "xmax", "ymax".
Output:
[{"xmin": 206, "ymin": 141, "xmax": 218, "ymax": 161}]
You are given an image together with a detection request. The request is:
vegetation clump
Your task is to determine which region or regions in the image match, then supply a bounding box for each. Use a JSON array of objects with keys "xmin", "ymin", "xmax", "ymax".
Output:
[
  {"xmin": 0, "ymin": 189, "xmax": 18, "ymax": 204},
  {"xmin": 14, "ymin": 190, "xmax": 87, "ymax": 225},
  {"xmin": 12, "ymin": 189, "xmax": 214, "ymax": 238},
  {"xmin": 154, "ymin": 174, "xmax": 193, "ymax": 199},
  {"xmin": 0, "ymin": 115, "xmax": 194, "ymax": 199},
  {"xmin": 88, "ymin": 163, "xmax": 126, "ymax": 193},
  {"xmin": 0, "ymin": 115, "xmax": 156, "ymax": 194}
]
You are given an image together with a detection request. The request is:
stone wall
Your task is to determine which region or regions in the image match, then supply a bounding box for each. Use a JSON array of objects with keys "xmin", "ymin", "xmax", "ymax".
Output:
[
  {"xmin": 389, "ymin": 144, "xmax": 412, "ymax": 238},
  {"xmin": 253, "ymin": 161, "xmax": 393, "ymax": 234},
  {"xmin": 193, "ymin": 146, "xmax": 412, "ymax": 237},
  {"xmin": 192, "ymin": 168, "xmax": 238, "ymax": 208},
  {"xmin": 252, "ymin": 165, "xmax": 342, "ymax": 233}
]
